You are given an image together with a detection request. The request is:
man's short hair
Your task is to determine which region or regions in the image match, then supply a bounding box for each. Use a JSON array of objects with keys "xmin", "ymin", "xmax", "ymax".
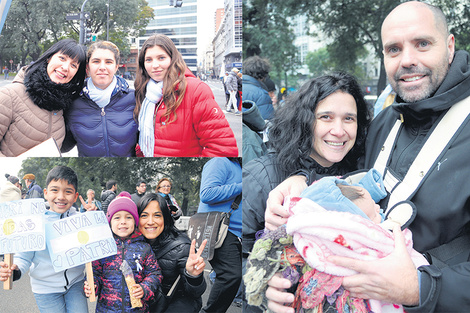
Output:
[
  {"xmin": 136, "ymin": 179, "xmax": 146, "ymax": 187},
  {"xmin": 106, "ymin": 179, "xmax": 117, "ymax": 190},
  {"xmin": 46, "ymin": 166, "xmax": 78, "ymax": 192},
  {"xmin": 243, "ymin": 56, "xmax": 271, "ymax": 80}
]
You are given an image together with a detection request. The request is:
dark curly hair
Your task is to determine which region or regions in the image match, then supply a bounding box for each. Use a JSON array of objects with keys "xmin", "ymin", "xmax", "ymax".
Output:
[
  {"xmin": 268, "ymin": 72, "xmax": 371, "ymax": 175},
  {"xmin": 243, "ymin": 56, "xmax": 271, "ymax": 80}
]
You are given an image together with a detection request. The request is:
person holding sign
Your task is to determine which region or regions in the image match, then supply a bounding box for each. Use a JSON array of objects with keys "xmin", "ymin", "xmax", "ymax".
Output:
[
  {"xmin": 84, "ymin": 193, "xmax": 162, "ymax": 312},
  {"xmin": 137, "ymin": 193, "xmax": 207, "ymax": 313},
  {"xmin": 0, "ymin": 166, "xmax": 88, "ymax": 313}
]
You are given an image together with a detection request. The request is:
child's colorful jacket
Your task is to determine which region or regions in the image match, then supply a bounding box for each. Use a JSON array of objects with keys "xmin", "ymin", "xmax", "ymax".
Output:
[{"xmin": 93, "ymin": 232, "xmax": 162, "ymax": 313}]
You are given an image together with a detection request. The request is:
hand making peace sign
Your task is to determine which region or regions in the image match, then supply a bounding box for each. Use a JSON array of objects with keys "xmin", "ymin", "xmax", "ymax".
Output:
[
  {"xmin": 79, "ymin": 195, "xmax": 98, "ymax": 211},
  {"xmin": 185, "ymin": 239, "xmax": 207, "ymax": 277}
]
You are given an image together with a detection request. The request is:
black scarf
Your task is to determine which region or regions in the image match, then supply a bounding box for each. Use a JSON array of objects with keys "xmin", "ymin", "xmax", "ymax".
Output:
[{"xmin": 24, "ymin": 62, "xmax": 80, "ymax": 111}]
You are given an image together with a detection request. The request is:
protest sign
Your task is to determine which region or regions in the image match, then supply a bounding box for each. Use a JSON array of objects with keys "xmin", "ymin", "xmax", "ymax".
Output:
[
  {"xmin": 45, "ymin": 211, "xmax": 117, "ymax": 272},
  {"xmin": 0, "ymin": 199, "xmax": 46, "ymax": 254}
]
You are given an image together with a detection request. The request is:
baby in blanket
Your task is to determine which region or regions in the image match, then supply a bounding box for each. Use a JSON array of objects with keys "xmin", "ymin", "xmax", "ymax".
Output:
[{"xmin": 244, "ymin": 169, "xmax": 427, "ymax": 313}]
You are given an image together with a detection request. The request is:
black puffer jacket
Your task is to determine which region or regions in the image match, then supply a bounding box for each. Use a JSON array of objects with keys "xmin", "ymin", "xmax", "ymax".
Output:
[
  {"xmin": 147, "ymin": 231, "xmax": 206, "ymax": 313},
  {"xmin": 101, "ymin": 190, "xmax": 116, "ymax": 214},
  {"xmin": 362, "ymin": 50, "xmax": 470, "ymax": 313}
]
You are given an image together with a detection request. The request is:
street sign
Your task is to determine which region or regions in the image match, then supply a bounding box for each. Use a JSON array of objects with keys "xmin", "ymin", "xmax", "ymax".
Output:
[
  {"xmin": 83, "ymin": 12, "xmax": 91, "ymax": 20},
  {"xmin": 66, "ymin": 13, "xmax": 80, "ymax": 21},
  {"xmin": 9, "ymin": 60, "xmax": 13, "ymax": 64}
]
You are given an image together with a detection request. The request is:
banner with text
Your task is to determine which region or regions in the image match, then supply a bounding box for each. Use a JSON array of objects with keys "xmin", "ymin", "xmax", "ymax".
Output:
[
  {"xmin": 0, "ymin": 198, "xmax": 47, "ymax": 254},
  {"xmin": 46, "ymin": 211, "xmax": 117, "ymax": 272}
]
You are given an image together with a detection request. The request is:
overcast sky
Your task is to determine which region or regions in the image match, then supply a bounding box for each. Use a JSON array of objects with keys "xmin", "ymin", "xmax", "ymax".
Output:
[{"xmin": 197, "ymin": 0, "xmax": 224, "ymax": 62}]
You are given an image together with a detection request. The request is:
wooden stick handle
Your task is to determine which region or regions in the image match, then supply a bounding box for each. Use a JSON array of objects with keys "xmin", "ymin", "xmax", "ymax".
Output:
[
  {"xmin": 86, "ymin": 262, "xmax": 96, "ymax": 302},
  {"xmin": 3, "ymin": 254, "xmax": 13, "ymax": 290}
]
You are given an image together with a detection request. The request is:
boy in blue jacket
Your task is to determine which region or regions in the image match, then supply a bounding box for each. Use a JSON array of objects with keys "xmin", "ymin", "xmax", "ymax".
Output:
[{"xmin": 0, "ymin": 166, "xmax": 88, "ymax": 313}]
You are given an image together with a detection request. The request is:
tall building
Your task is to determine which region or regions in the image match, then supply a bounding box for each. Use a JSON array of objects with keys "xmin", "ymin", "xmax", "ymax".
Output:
[
  {"xmin": 213, "ymin": 0, "xmax": 242, "ymax": 77},
  {"xmin": 139, "ymin": 0, "xmax": 198, "ymax": 74}
]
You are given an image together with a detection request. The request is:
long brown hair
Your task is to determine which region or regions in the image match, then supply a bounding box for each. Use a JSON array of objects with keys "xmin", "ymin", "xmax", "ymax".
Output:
[{"xmin": 134, "ymin": 34, "xmax": 188, "ymax": 124}]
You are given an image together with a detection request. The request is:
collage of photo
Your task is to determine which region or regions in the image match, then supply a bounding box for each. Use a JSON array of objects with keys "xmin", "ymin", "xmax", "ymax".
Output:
[{"xmin": 2, "ymin": 0, "xmax": 470, "ymax": 313}]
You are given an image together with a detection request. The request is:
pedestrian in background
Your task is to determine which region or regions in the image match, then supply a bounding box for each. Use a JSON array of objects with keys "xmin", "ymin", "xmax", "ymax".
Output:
[
  {"xmin": 156, "ymin": 178, "xmax": 182, "ymax": 220},
  {"xmin": 79, "ymin": 189, "xmax": 102, "ymax": 213},
  {"xmin": 23, "ymin": 173, "xmax": 44, "ymax": 199},
  {"xmin": 101, "ymin": 179, "xmax": 117, "ymax": 214},
  {"xmin": 134, "ymin": 34, "xmax": 237, "ymax": 157},
  {"xmin": 0, "ymin": 174, "xmax": 21, "ymax": 202},
  {"xmin": 225, "ymin": 67, "xmax": 240, "ymax": 114},
  {"xmin": 3, "ymin": 67, "xmax": 9, "ymax": 80},
  {"xmin": 242, "ymin": 56, "xmax": 274, "ymax": 120},
  {"xmin": 131, "ymin": 179, "xmax": 147, "ymax": 205}
]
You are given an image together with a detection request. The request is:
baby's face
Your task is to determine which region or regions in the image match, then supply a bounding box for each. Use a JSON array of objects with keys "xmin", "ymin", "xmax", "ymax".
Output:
[{"xmin": 351, "ymin": 186, "xmax": 382, "ymax": 224}]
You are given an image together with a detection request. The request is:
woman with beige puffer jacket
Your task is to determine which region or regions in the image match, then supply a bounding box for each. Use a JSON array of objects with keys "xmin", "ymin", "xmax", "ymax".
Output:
[{"xmin": 0, "ymin": 39, "xmax": 86, "ymax": 157}]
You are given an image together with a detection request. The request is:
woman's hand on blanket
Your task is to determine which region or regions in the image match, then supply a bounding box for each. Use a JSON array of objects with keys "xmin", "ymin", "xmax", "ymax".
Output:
[
  {"xmin": 328, "ymin": 224, "xmax": 419, "ymax": 306},
  {"xmin": 265, "ymin": 175, "xmax": 308, "ymax": 230},
  {"xmin": 265, "ymin": 273, "xmax": 295, "ymax": 313}
]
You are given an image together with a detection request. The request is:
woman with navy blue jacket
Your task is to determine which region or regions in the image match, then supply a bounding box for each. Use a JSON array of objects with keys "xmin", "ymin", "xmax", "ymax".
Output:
[{"xmin": 62, "ymin": 41, "xmax": 138, "ymax": 156}]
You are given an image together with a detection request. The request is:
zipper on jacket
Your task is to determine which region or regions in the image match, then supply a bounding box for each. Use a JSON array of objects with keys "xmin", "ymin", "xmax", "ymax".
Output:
[
  {"xmin": 63, "ymin": 269, "xmax": 69, "ymax": 291},
  {"xmin": 121, "ymin": 240, "xmax": 127, "ymax": 312},
  {"xmin": 48, "ymin": 112, "xmax": 53, "ymax": 138},
  {"xmin": 101, "ymin": 107, "xmax": 110, "ymax": 156}
]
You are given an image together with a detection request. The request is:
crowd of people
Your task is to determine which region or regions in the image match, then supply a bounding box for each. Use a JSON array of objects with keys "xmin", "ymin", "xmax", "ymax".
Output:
[
  {"xmin": 0, "ymin": 159, "xmax": 242, "ymax": 313},
  {"xmin": 0, "ymin": 34, "xmax": 238, "ymax": 158}
]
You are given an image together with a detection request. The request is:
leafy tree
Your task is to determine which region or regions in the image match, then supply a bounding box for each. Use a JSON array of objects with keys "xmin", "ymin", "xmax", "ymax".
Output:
[
  {"xmin": 19, "ymin": 157, "xmax": 210, "ymax": 215},
  {"xmin": 243, "ymin": 0, "xmax": 299, "ymax": 88},
  {"xmin": 266, "ymin": 0, "xmax": 470, "ymax": 93},
  {"xmin": 305, "ymin": 47, "xmax": 332, "ymax": 78},
  {"xmin": 0, "ymin": 0, "xmax": 153, "ymax": 65}
]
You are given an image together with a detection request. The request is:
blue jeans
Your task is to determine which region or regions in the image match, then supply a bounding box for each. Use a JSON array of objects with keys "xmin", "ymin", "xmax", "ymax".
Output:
[{"xmin": 33, "ymin": 280, "xmax": 88, "ymax": 313}]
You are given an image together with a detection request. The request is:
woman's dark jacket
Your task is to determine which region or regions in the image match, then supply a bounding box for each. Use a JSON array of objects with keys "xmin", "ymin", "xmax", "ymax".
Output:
[
  {"xmin": 147, "ymin": 231, "xmax": 206, "ymax": 313},
  {"xmin": 62, "ymin": 76, "xmax": 138, "ymax": 156}
]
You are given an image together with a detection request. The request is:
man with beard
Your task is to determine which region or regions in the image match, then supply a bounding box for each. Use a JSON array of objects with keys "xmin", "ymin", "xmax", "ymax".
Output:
[{"xmin": 264, "ymin": 2, "xmax": 470, "ymax": 312}]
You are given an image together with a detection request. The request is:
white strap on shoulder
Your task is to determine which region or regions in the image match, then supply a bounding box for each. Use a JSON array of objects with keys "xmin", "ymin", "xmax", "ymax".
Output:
[
  {"xmin": 373, "ymin": 96, "xmax": 470, "ymax": 211},
  {"xmin": 374, "ymin": 119, "xmax": 401, "ymax": 176}
]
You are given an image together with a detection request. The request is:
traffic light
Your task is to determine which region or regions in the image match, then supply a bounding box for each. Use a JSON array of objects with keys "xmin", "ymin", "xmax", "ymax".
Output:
[
  {"xmin": 169, "ymin": 0, "xmax": 182, "ymax": 7},
  {"xmin": 85, "ymin": 27, "xmax": 92, "ymax": 44}
]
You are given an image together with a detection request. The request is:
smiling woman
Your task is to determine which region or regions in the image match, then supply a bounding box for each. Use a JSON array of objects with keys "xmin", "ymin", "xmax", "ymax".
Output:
[
  {"xmin": 134, "ymin": 34, "xmax": 238, "ymax": 157},
  {"xmin": 0, "ymin": 39, "xmax": 86, "ymax": 157},
  {"xmin": 61, "ymin": 41, "xmax": 138, "ymax": 157},
  {"xmin": 137, "ymin": 193, "xmax": 207, "ymax": 313},
  {"xmin": 242, "ymin": 72, "xmax": 371, "ymax": 268}
]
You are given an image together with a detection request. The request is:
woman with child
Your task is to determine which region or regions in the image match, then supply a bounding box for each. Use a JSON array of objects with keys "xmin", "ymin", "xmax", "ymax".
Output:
[
  {"xmin": 243, "ymin": 72, "xmax": 372, "ymax": 265},
  {"xmin": 84, "ymin": 193, "xmax": 162, "ymax": 312}
]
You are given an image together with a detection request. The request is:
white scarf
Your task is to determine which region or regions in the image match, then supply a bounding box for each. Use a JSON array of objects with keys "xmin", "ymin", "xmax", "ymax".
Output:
[
  {"xmin": 87, "ymin": 76, "xmax": 118, "ymax": 108},
  {"xmin": 138, "ymin": 79, "xmax": 163, "ymax": 157}
]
